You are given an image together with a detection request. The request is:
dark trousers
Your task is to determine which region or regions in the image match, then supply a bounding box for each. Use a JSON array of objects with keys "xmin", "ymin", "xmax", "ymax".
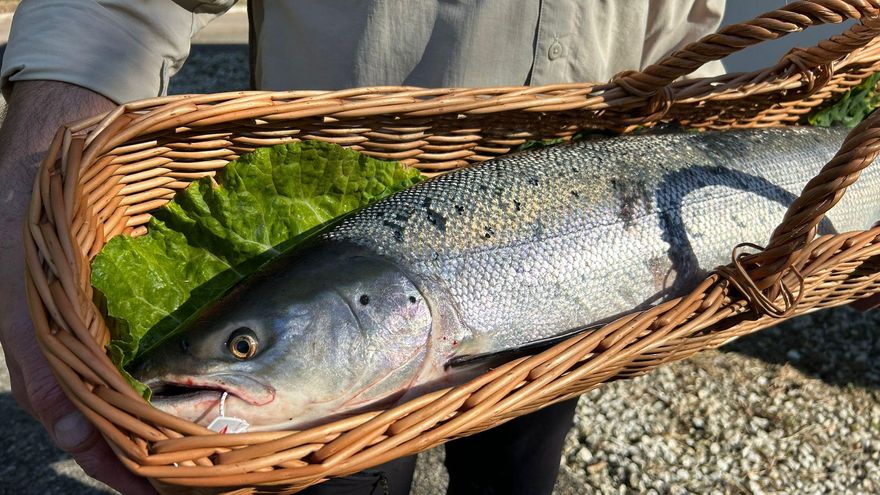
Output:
[{"xmin": 299, "ymin": 398, "xmax": 579, "ymax": 495}]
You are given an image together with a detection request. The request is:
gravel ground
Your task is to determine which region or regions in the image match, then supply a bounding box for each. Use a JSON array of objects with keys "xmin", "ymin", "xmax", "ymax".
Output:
[
  {"xmin": 553, "ymin": 306, "xmax": 880, "ymax": 495},
  {"xmin": 2, "ymin": 42, "xmax": 880, "ymax": 495}
]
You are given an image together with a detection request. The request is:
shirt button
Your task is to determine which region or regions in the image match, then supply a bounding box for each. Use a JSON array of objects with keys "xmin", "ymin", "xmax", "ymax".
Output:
[{"xmin": 548, "ymin": 41, "xmax": 564, "ymax": 60}]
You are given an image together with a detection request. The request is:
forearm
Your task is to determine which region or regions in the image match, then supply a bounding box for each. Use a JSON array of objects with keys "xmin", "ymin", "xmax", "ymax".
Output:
[{"xmin": 0, "ymin": 81, "xmax": 115, "ymax": 243}]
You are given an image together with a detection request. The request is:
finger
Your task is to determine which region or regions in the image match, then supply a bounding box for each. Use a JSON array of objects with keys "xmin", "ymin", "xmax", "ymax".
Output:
[
  {"xmin": 18, "ymin": 344, "xmax": 107, "ymax": 469},
  {"xmin": 63, "ymin": 416, "xmax": 157, "ymax": 495},
  {"xmin": 5, "ymin": 311, "xmax": 77, "ymax": 437},
  {"xmin": 0, "ymin": 308, "xmax": 37, "ymax": 417},
  {"xmin": 1, "ymin": 306, "xmax": 46, "ymax": 419},
  {"xmin": 20, "ymin": 339, "xmax": 82, "ymax": 435},
  {"xmin": 3, "ymin": 352, "xmax": 35, "ymax": 416}
]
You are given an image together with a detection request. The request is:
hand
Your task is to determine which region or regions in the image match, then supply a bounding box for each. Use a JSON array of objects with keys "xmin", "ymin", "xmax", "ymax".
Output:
[{"xmin": 0, "ymin": 81, "xmax": 156, "ymax": 494}]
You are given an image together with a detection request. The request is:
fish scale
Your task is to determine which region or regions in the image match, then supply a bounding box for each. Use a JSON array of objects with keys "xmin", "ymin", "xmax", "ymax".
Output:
[{"xmin": 323, "ymin": 126, "xmax": 880, "ymax": 355}]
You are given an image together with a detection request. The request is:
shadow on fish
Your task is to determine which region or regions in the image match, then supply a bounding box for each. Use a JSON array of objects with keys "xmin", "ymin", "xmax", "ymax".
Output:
[{"xmin": 131, "ymin": 127, "xmax": 880, "ymax": 431}]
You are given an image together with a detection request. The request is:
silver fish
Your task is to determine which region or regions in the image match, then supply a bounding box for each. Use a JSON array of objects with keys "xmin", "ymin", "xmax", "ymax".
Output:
[{"xmin": 132, "ymin": 127, "xmax": 880, "ymax": 430}]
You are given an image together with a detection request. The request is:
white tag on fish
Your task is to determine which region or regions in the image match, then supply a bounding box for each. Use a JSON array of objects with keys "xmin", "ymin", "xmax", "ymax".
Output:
[
  {"xmin": 207, "ymin": 416, "xmax": 250, "ymax": 434},
  {"xmin": 207, "ymin": 392, "xmax": 249, "ymax": 434}
]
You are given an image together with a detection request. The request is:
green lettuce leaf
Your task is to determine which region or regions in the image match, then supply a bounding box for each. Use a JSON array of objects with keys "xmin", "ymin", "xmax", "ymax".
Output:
[
  {"xmin": 807, "ymin": 72, "xmax": 880, "ymax": 128},
  {"xmin": 91, "ymin": 141, "xmax": 423, "ymax": 393}
]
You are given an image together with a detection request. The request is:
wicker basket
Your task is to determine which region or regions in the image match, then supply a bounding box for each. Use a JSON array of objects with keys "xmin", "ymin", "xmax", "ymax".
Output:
[{"xmin": 23, "ymin": 1, "xmax": 880, "ymax": 493}]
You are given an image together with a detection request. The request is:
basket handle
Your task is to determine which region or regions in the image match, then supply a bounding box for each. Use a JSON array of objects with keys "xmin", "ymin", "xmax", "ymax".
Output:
[
  {"xmin": 614, "ymin": 0, "xmax": 880, "ymax": 311},
  {"xmin": 735, "ymin": 109, "xmax": 880, "ymax": 301},
  {"xmin": 612, "ymin": 0, "xmax": 880, "ymax": 99}
]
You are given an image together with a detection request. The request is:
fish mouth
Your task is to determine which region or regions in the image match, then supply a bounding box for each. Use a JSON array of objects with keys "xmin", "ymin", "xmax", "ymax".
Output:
[{"xmin": 145, "ymin": 373, "xmax": 276, "ymax": 406}]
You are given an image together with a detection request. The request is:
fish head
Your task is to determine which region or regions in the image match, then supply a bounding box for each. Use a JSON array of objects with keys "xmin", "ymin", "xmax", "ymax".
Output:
[{"xmin": 131, "ymin": 243, "xmax": 437, "ymax": 430}]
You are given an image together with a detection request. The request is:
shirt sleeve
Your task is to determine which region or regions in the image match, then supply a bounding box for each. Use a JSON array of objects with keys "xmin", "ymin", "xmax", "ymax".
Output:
[{"xmin": 1, "ymin": 0, "xmax": 236, "ymax": 103}]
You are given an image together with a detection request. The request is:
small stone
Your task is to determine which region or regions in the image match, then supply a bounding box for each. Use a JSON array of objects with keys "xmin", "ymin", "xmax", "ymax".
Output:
[
  {"xmin": 587, "ymin": 461, "xmax": 608, "ymax": 475},
  {"xmin": 577, "ymin": 447, "xmax": 593, "ymax": 464}
]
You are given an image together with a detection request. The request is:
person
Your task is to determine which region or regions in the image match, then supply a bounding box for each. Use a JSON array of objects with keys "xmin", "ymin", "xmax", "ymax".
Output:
[{"xmin": 0, "ymin": 2, "xmax": 725, "ymax": 494}]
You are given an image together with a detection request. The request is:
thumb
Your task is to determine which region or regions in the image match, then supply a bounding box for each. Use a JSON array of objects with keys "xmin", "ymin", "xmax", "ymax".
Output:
[{"xmin": 52, "ymin": 409, "xmax": 98, "ymax": 453}]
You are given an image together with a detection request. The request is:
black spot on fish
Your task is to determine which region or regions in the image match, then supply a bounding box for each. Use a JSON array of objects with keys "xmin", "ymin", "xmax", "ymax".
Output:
[
  {"xmin": 390, "ymin": 206, "xmax": 414, "ymax": 223},
  {"xmin": 528, "ymin": 177, "xmax": 539, "ymax": 186},
  {"xmin": 425, "ymin": 207, "xmax": 447, "ymax": 232},
  {"xmin": 479, "ymin": 184, "xmax": 489, "ymax": 192},
  {"xmin": 570, "ymin": 190, "xmax": 580, "ymax": 198},
  {"xmin": 359, "ymin": 294, "xmax": 370, "ymax": 306},
  {"xmin": 409, "ymin": 295, "xmax": 417, "ymax": 304},
  {"xmin": 382, "ymin": 220, "xmax": 406, "ymax": 242},
  {"xmin": 455, "ymin": 204, "xmax": 465, "ymax": 215},
  {"xmin": 484, "ymin": 226, "xmax": 495, "ymax": 239},
  {"xmin": 610, "ymin": 178, "xmax": 649, "ymax": 228},
  {"xmin": 512, "ymin": 199, "xmax": 521, "ymax": 212}
]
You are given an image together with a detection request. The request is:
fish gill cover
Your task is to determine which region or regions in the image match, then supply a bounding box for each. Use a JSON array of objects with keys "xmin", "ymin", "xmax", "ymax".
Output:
[{"xmin": 90, "ymin": 141, "xmax": 423, "ymax": 397}]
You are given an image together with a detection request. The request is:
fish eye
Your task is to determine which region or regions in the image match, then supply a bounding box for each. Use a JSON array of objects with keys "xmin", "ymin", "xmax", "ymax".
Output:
[{"xmin": 227, "ymin": 327, "xmax": 258, "ymax": 360}]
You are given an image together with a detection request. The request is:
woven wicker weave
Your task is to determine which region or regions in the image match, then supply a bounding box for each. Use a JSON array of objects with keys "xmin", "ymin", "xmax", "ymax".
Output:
[{"xmin": 22, "ymin": 1, "xmax": 880, "ymax": 493}]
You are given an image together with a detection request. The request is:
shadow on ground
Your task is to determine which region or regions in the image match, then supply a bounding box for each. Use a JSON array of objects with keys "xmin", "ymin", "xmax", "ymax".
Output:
[
  {"xmin": 721, "ymin": 305, "xmax": 880, "ymax": 389},
  {"xmin": 0, "ymin": 392, "xmax": 112, "ymax": 494}
]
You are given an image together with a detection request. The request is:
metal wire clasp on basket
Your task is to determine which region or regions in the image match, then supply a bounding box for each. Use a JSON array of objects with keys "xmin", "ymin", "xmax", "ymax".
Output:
[
  {"xmin": 713, "ymin": 242, "xmax": 806, "ymax": 319},
  {"xmin": 774, "ymin": 46, "xmax": 834, "ymax": 102}
]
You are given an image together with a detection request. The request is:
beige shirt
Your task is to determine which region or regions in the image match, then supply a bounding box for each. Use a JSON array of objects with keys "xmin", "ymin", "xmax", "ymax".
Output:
[{"xmin": 1, "ymin": 0, "xmax": 725, "ymax": 104}]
